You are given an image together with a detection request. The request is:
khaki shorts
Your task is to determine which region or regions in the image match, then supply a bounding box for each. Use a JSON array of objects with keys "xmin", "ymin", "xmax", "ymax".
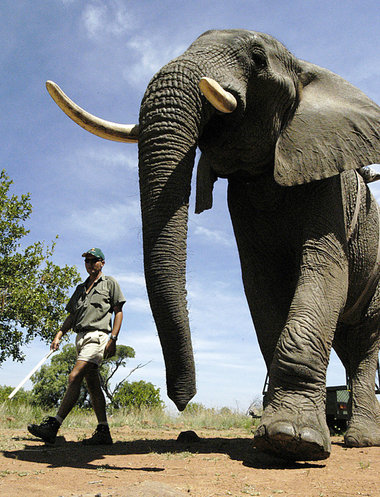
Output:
[{"xmin": 75, "ymin": 330, "xmax": 109, "ymax": 366}]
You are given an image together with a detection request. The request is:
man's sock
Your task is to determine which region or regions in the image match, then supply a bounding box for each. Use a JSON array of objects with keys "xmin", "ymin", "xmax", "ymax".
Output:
[{"xmin": 54, "ymin": 415, "xmax": 63, "ymax": 425}]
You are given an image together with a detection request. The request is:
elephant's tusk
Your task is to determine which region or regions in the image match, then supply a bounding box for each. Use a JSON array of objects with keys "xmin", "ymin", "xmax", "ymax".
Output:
[
  {"xmin": 199, "ymin": 77, "xmax": 237, "ymax": 114},
  {"xmin": 46, "ymin": 81, "xmax": 139, "ymax": 143}
]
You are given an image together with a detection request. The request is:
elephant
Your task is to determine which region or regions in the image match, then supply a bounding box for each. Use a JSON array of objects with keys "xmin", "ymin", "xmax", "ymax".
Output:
[{"xmin": 46, "ymin": 29, "xmax": 380, "ymax": 461}]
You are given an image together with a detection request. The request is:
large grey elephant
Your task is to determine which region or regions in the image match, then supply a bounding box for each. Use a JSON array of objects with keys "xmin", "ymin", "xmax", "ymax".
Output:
[{"xmin": 46, "ymin": 29, "xmax": 380, "ymax": 461}]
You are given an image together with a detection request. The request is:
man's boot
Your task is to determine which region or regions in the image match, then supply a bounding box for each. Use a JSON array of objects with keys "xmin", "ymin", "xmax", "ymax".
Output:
[
  {"xmin": 82, "ymin": 424, "xmax": 113, "ymax": 445},
  {"xmin": 28, "ymin": 416, "xmax": 60, "ymax": 444}
]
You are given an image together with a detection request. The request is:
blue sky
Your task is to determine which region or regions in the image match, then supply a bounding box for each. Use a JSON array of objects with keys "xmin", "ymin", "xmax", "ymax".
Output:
[{"xmin": 1, "ymin": 0, "xmax": 379, "ymax": 411}]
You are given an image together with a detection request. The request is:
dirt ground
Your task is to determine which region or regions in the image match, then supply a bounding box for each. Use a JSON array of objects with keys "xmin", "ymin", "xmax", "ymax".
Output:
[{"xmin": 0, "ymin": 426, "xmax": 379, "ymax": 497}]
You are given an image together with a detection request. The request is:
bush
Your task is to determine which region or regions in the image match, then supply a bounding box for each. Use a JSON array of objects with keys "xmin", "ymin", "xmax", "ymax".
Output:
[
  {"xmin": 0, "ymin": 384, "xmax": 31, "ymax": 404},
  {"xmin": 30, "ymin": 344, "xmax": 137, "ymax": 408},
  {"xmin": 30, "ymin": 344, "xmax": 89, "ymax": 408},
  {"xmin": 181, "ymin": 402, "xmax": 207, "ymax": 415},
  {"xmin": 112, "ymin": 380, "xmax": 163, "ymax": 409}
]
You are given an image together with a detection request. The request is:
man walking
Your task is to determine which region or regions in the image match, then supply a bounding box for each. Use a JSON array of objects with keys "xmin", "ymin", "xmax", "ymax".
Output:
[{"xmin": 28, "ymin": 248, "xmax": 126, "ymax": 445}]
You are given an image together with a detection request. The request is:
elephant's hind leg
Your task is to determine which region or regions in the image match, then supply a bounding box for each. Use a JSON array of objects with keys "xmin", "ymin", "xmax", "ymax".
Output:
[
  {"xmin": 345, "ymin": 390, "xmax": 380, "ymax": 448},
  {"xmin": 334, "ymin": 301, "xmax": 380, "ymax": 448}
]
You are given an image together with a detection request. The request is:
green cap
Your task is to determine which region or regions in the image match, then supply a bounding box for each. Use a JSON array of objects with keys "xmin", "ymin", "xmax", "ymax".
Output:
[{"xmin": 82, "ymin": 248, "xmax": 105, "ymax": 260}]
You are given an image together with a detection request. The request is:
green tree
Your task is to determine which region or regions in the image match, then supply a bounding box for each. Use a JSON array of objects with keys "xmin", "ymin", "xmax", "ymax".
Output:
[
  {"xmin": 181, "ymin": 402, "xmax": 207, "ymax": 415},
  {"xmin": 0, "ymin": 384, "xmax": 32, "ymax": 404},
  {"xmin": 31, "ymin": 344, "xmax": 87, "ymax": 408},
  {"xmin": 101, "ymin": 344, "xmax": 136, "ymax": 402},
  {"xmin": 30, "ymin": 343, "xmax": 139, "ymax": 409},
  {"xmin": 112, "ymin": 380, "xmax": 163, "ymax": 409},
  {"xmin": 0, "ymin": 170, "xmax": 81, "ymax": 364}
]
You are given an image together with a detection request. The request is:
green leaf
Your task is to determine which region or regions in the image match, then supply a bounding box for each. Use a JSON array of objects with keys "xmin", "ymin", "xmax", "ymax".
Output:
[{"xmin": 0, "ymin": 170, "xmax": 81, "ymax": 364}]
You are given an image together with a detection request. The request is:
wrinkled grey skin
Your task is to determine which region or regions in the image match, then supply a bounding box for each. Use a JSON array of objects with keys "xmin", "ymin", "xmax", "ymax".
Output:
[{"xmin": 138, "ymin": 30, "xmax": 380, "ymax": 461}]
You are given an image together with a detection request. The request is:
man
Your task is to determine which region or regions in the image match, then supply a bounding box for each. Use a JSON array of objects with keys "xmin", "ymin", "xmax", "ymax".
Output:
[{"xmin": 28, "ymin": 248, "xmax": 126, "ymax": 445}]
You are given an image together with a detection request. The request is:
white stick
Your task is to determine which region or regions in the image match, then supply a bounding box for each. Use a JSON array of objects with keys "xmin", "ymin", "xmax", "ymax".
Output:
[{"xmin": 8, "ymin": 349, "xmax": 55, "ymax": 399}]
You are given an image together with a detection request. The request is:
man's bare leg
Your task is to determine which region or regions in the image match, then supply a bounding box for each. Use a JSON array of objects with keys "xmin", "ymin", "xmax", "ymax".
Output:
[
  {"xmin": 57, "ymin": 360, "xmax": 95, "ymax": 420},
  {"xmin": 27, "ymin": 359, "xmax": 94, "ymax": 443},
  {"xmin": 85, "ymin": 367, "xmax": 107, "ymax": 424},
  {"xmin": 82, "ymin": 366, "xmax": 113, "ymax": 445}
]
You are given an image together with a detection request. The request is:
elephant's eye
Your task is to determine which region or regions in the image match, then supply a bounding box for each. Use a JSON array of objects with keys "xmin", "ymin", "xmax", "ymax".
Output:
[{"xmin": 252, "ymin": 52, "xmax": 267, "ymax": 69}]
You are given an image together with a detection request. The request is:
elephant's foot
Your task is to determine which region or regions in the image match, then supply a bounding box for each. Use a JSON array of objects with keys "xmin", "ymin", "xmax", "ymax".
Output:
[
  {"xmin": 344, "ymin": 418, "xmax": 380, "ymax": 447},
  {"xmin": 253, "ymin": 404, "xmax": 331, "ymax": 461},
  {"xmin": 345, "ymin": 398, "xmax": 380, "ymax": 447}
]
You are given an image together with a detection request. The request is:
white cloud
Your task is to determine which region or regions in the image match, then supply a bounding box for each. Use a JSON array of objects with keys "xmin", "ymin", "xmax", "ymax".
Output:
[
  {"xmin": 82, "ymin": 5, "xmax": 106, "ymax": 38},
  {"xmin": 123, "ymin": 37, "xmax": 186, "ymax": 88},
  {"xmin": 75, "ymin": 146, "xmax": 138, "ymax": 172},
  {"xmin": 55, "ymin": 144, "xmax": 140, "ymax": 203},
  {"xmin": 116, "ymin": 272, "xmax": 146, "ymax": 287},
  {"xmin": 66, "ymin": 200, "xmax": 140, "ymax": 242},
  {"xmin": 193, "ymin": 226, "xmax": 234, "ymax": 247},
  {"xmin": 82, "ymin": 1, "xmax": 134, "ymax": 39},
  {"xmin": 127, "ymin": 296, "xmax": 150, "ymax": 313},
  {"xmin": 187, "ymin": 275, "xmax": 253, "ymax": 345}
]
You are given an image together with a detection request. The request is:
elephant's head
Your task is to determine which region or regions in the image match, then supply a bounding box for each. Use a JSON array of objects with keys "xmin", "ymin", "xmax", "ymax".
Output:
[{"xmin": 46, "ymin": 29, "xmax": 380, "ymax": 410}]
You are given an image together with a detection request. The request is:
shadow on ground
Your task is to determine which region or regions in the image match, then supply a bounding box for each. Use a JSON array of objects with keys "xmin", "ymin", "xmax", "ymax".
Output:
[{"xmin": 2, "ymin": 434, "xmax": 326, "ymax": 471}]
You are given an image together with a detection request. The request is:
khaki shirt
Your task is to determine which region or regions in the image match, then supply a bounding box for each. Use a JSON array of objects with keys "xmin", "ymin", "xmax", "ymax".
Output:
[{"xmin": 66, "ymin": 274, "xmax": 126, "ymax": 334}]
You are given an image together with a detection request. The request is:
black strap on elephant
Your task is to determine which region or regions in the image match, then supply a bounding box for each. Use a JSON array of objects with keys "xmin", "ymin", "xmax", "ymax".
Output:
[
  {"xmin": 341, "ymin": 170, "xmax": 380, "ymax": 323},
  {"xmin": 351, "ymin": 167, "xmax": 380, "ymax": 243},
  {"xmin": 346, "ymin": 171, "xmax": 362, "ymax": 242}
]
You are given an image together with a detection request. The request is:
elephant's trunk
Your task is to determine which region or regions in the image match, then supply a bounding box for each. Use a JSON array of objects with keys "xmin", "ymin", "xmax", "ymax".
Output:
[{"xmin": 138, "ymin": 61, "xmax": 204, "ymax": 410}]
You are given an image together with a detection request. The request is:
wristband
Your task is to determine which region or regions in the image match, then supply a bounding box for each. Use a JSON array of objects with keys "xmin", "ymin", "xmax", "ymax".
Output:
[{"xmin": 109, "ymin": 335, "xmax": 117, "ymax": 341}]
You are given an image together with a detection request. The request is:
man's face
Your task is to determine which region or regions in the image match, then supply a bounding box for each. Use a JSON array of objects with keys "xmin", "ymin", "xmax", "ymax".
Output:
[{"xmin": 84, "ymin": 256, "xmax": 105, "ymax": 276}]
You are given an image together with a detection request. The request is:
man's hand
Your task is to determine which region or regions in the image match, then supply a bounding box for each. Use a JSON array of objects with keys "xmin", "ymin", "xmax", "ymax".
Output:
[
  {"xmin": 104, "ymin": 339, "xmax": 116, "ymax": 359},
  {"xmin": 51, "ymin": 315, "xmax": 72, "ymax": 351},
  {"xmin": 51, "ymin": 335, "xmax": 61, "ymax": 351}
]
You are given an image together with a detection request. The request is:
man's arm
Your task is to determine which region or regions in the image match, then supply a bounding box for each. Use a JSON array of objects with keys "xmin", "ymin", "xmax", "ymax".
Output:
[
  {"xmin": 51, "ymin": 314, "xmax": 74, "ymax": 350},
  {"xmin": 104, "ymin": 304, "xmax": 124, "ymax": 359}
]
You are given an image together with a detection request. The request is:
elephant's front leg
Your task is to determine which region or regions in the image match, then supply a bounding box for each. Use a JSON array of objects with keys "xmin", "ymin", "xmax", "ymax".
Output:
[{"xmin": 253, "ymin": 243, "xmax": 348, "ymax": 461}]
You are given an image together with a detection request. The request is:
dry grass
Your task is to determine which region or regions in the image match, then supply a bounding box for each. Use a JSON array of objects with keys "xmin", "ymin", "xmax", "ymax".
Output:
[{"xmin": 0, "ymin": 400, "xmax": 258, "ymax": 433}]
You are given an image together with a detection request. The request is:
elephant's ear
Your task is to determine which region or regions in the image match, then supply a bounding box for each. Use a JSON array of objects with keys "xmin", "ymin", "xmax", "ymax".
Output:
[
  {"xmin": 195, "ymin": 153, "xmax": 218, "ymax": 214},
  {"xmin": 274, "ymin": 60, "xmax": 380, "ymax": 186}
]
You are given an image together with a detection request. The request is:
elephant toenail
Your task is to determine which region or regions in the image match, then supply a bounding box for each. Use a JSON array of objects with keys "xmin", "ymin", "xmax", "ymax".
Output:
[
  {"xmin": 344, "ymin": 435, "xmax": 360, "ymax": 447},
  {"xmin": 254, "ymin": 425, "xmax": 267, "ymax": 438},
  {"xmin": 300, "ymin": 427, "xmax": 325, "ymax": 447},
  {"xmin": 267, "ymin": 422, "xmax": 296, "ymax": 439}
]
